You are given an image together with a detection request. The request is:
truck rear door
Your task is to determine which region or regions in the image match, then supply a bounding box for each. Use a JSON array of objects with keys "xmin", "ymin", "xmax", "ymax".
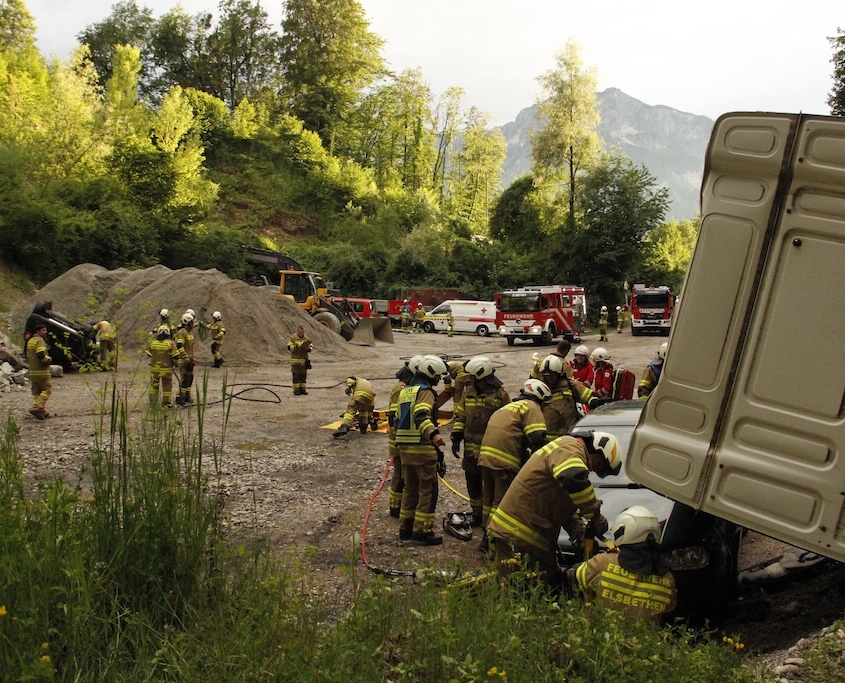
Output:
[{"xmin": 627, "ymin": 113, "xmax": 845, "ymax": 563}]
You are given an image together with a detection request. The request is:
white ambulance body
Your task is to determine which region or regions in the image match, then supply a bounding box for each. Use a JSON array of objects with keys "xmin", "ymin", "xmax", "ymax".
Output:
[
  {"xmin": 627, "ymin": 112, "xmax": 845, "ymax": 563},
  {"xmin": 423, "ymin": 300, "xmax": 497, "ymax": 336}
]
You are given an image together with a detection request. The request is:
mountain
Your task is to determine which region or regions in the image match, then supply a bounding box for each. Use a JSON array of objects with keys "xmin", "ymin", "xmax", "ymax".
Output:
[{"xmin": 497, "ymin": 88, "xmax": 715, "ymax": 221}]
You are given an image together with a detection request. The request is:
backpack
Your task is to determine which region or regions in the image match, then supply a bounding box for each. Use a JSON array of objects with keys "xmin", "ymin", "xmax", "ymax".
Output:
[{"xmin": 611, "ymin": 368, "xmax": 636, "ymax": 400}]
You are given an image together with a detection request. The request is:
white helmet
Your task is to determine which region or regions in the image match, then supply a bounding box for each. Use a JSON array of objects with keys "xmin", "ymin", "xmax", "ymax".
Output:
[
  {"xmin": 416, "ymin": 354, "xmax": 448, "ymax": 380},
  {"xmin": 185, "ymin": 309, "xmax": 195, "ymax": 317},
  {"xmin": 574, "ymin": 344, "xmax": 590, "ymax": 357},
  {"xmin": 181, "ymin": 313, "xmax": 194, "ymax": 325},
  {"xmin": 572, "ymin": 429, "xmax": 622, "ymax": 477},
  {"xmin": 212, "ymin": 311, "xmax": 222, "ymax": 321},
  {"xmin": 403, "ymin": 299, "xmax": 408, "ymax": 303},
  {"xmin": 157, "ymin": 324, "xmax": 171, "ymax": 337},
  {"xmin": 601, "ymin": 305, "xmax": 608, "ymax": 312},
  {"xmin": 616, "ymin": 305, "xmax": 621, "ymax": 311},
  {"xmin": 407, "ymin": 354, "xmax": 423, "ymax": 373},
  {"xmin": 464, "ymin": 356, "xmax": 494, "ymax": 380},
  {"xmin": 658, "ymin": 342, "xmax": 668, "ymax": 360},
  {"xmin": 160, "ymin": 308, "xmax": 170, "ymax": 319},
  {"xmin": 539, "ymin": 354, "xmax": 565, "ymax": 377},
  {"xmin": 521, "ymin": 378, "xmax": 552, "ymax": 403},
  {"xmin": 611, "ymin": 505, "xmax": 661, "ymax": 546},
  {"xmin": 591, "ymin": 347, "xmax": 610, "ymax": 363}
]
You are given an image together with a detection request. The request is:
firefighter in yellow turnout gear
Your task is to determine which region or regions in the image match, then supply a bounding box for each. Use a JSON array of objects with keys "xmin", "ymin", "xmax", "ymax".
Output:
[
  {"xmin": 451, "ymin": 356, "xmax": 510, "ymax": 527},
  {"xmin": 287, "ymin": 326, "xmax": 312, "ymax": 395},
  {"xmin": 26, "ymin": 323, "xmax": 52, "ymax": 419},
  {"xmin": 334, "ymin": 376, "xmax": 376, "ymax": 437},
  {"xmin": 569, "ymin": 505, "xmax": 677, "ymax": 624},
  {"xmin": 93, "ymin": 320, "xmax": 117, "ymax": 371},
  {"xmin": 208, "ymin": 311, "xmax": 226, "ymax": 367},
  {"xmin": 148, "ymin": 325, "xmax": 184, "ymax": 407},
  {"xmin": 488, "ymin": 431, "xmax": 621, "ymax": 585},
  {"xmin": 387, "ymin": 356, "xmax": 421, "ymax": 517},
  {"xmin": 396, "ymin": 355, "xmax": 448, "ymax": 545},
  {"xmin": 174, "ymin": 313, "xmax": 196, "ymax": 405}
]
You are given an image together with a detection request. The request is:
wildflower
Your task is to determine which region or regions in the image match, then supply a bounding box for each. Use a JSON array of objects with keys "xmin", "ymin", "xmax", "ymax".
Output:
[
  {"xmin": 40, "ymin": 655, "xmax": 51, "ymax": 664},
  {"xmin": 41, "ymin": 642, "xmax": 49, "ymax": 651},
  {"xmin": 0, "ymin": 606, "xmax": 7, "ymax": 617}
]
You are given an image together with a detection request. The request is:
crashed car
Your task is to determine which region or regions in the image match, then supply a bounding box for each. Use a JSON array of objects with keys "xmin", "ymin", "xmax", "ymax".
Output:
[
  {"xmin": 24, "ymin": 301, "xmax": 96, "ymax": 371},
  {"xmin": 560, "ymin": 400, "xmax": 744, "ymax": 621}
]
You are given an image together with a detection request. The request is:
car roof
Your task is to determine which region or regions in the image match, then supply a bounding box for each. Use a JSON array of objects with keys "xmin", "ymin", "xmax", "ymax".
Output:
[{"xmin": 574, "ymin": 400, "xmax": 643, "ymax": 428}]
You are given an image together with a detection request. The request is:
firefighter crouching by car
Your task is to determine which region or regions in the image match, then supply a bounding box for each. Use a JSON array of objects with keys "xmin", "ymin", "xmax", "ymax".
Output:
[
  {"xmin": 478, "ymin": 379, "xmax": 550, "ymax": 549},
  {"xmin": 174, "ymin": 313, "xmax": 196, "ymax": 405},
  {"xmin": 396, "ymin": 354, "xmax": 448, "ymax": 545},
  {"xmin": 566, "ymin": 505, "xmax": 677, "ymax": 623},
  {"xmin": 451, "ymin": 357, "xmax": 511, "ymax": 527},
  {"xmin": 334, "ymin": 376, "xmax": 376, "ymax": 437},
  {"xmin": 638, "ymin": 342, "xmax": 668, "ymax": 399},
  {"xmin": 148, "ymin": 324, "xmax": 184, "ymax": 407},
  {"xmin": 387, "ymin": 356, "xmax": 422, "ymax": 518},
  {"xmin": 487, "ymin": 430, "xmax": 621, "ymax": 586}
]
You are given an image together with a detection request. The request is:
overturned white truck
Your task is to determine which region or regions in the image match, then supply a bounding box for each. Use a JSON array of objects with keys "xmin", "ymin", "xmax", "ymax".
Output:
[{"xmin": 628, "ymin": 112, "xmax": 845, "ymax": 564}]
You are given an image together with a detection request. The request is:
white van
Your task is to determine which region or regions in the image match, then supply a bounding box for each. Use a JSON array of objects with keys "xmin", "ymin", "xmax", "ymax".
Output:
[
  {"xmin": 627, "ymin": 112, "xmax": 845, "ymax": 564},
  {"xmin": 423, "ymin": 300, "xmax": 497, "ymax": 337}
]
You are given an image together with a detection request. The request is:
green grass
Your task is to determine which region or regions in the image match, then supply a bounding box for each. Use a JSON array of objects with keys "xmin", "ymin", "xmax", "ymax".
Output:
[{"xmin": 0, "ymin": 384, "xmax": 761, "ymax": 682}]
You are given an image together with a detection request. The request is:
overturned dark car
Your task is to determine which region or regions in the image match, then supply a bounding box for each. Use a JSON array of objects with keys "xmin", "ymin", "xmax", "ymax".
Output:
[
  {"xmin": 24, "ymin": 301, "xmax": 96, "ymax": 371},
  {"xmin": 560, "ymin": 401, "xmax": 744, "ymax": 622}
]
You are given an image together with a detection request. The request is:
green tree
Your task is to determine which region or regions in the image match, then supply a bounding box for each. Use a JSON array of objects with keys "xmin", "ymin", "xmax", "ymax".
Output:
[
  {"xmin": 77, "ymin": 1, "xmax": 155, "ymax": 94},
  {"xmin": 828, "ymin": 27, "xmax": 845, "ymax": 116},
  {"xmin": 570, "ymin": 154, "xmax": 669, "ymax": 309},
  {"xmin": 638, "ymin": 216, "xmax": 700, "ymax": 292},
  {"xmin": 0, "ymin": 0, "xmax": 37, "ymax": 52},
  {"xmin": 445, "ymin": 108, "xmax": 505, "ymax": 235},
  {"xmin": 279, "ymin": 0, "xmax": 385, "ymax": 152},
  {"xmin": 531, "ymin": 38, "xmax": 601, "ymax": 231},
  {"xmin": 149, "ymin": 7, "xmax": 215, "ymax": 100}
]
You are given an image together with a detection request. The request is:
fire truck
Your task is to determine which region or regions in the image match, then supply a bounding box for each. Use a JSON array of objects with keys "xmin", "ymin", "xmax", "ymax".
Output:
[
  {"xmin": 495, "ymin": 285, "xmax": 585, "ymax": 346},
  {"xmin": 630, "ymin": 285, "xmax": 674, "ymax": 336}
]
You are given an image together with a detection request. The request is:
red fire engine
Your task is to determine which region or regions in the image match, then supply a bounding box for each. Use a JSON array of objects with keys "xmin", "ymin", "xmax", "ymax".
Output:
[
  {"xmin": 495, "ymin": 285, "xmax": 586, "ymax": 346},
  {"xmin": 630, "ymin": 285, "xmax": 674, "ymax": 336}
]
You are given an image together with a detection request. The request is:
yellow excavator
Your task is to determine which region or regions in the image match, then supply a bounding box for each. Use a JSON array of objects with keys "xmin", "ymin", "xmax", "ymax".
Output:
[{"xmin": 243, "ymin": 246, "xmax": 393, "ymax": 345}]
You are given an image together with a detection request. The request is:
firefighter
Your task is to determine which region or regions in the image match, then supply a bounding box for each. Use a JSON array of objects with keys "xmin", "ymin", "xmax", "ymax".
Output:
[
  {"xmin": 92, "ymin": 320, "xmax": 117, "ymax": 371},
  {"xmin": 530, "ymin": 339, "xmax": 574, "ymax": 380},
  {"xmin": 487, "ymin": 430, "xmax": 621, "ymax": 586},
  {"xmin": 156, "ymin": 308, "xmax": 173, "ymax": 334},
  {"xmin": 400, "ymin": 299, "xmax": 412, "ymax": 330},
  {"xmin": 599, "ymin": 305, "xmax": 609, "ymax": 342},
  {"xmin": 435, "ymin": 360, "xmax": 473, "ymax": 411},
  {"xmin": 148, "ymin": 324, "xmax": 183, "ymax": 408},
  {"xmin": 387, "ymin": 356, "xmax": 422, "ymax": 518},
  {"xmin": 616, "ymin": 306, "xmax": 624, "ymax": 333},
  {"xmin": 638, "ymin": 342, "xmax": 668, "ymax": 399},
  {"xmin": 413, "ymin": 303, "xmax": 426, "ymax": 332},
  {"xmin": 538, "ymin": 355, "xmax": 609, "ymax": 438},
  {"xmin": 446, "ymin": 310, "xmax": 455, "ymax": 337},
  {"xmin": 591, "ymin": 348, "xmax": 614, "ymax": 398},
  {"xmin": 174, "ymin": 313, "xmax": 196, "ymax": 405},
  {"xmin": 570, "ymin": 345, "xmax": 595, "ymax": 387},
  {"xmin": 208, "ymin": 311, "xmax": 226, "ymax": 367},
  {"xmin": 451, "ymin": 356, "xmax": 511, "ymax": 527},
  {"xmin": 287, "ymin": 325, "xmax": 312, "ymax": 395},
  {"xmin": 567, "ymin": 505, "xmax": 677, "ymax": 623},
  {"xmin": 478, "ymin": 379, "xmax": 550, "ymax": 548},
  {"xmin": 26, "ymin": 323, "xmax": 52, "ymax": 419},
  {"xmin": 333, "ymin": 376, "xmax": 377, "ymax": 437},
  {"xmin": 396, "ymin": 354, "xmax": 448, "ymax": 545}
]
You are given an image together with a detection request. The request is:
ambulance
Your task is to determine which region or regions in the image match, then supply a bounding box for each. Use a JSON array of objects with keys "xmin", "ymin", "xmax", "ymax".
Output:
[{"xmin": 422, "ymin": 300, "xmax": 497, "ymax": 336}]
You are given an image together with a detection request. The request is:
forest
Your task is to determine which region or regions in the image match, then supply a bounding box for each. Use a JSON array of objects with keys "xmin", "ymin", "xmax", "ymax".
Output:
[{"xmin": 2, "ymin": 1, "xmax": 841, "ymax": 313}]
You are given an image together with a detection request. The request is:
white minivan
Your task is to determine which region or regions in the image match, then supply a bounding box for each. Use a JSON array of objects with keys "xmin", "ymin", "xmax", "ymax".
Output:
[{"xmin": 422, "ymin": 300, "xmax": 497, "ymax": 337}]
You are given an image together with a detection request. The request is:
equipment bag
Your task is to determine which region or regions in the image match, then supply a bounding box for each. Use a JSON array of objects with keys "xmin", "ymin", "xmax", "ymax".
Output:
[{"xmin": 610, "ymin": 368, "xmax": 636, "ymax": 400}]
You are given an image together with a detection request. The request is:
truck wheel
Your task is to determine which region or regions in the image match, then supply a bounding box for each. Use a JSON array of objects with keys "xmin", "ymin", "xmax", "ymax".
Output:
[
  {"xmin": 423, "ymin": 321, "xmax": 435, "ymax": 334},
  {"xmin": 631, "ymin": 327, "xmax": 641, "ymax": 337},
  {"xmin": 475, "ymin": 325, "xmax": 489, "ymax": 337},
  {"xmin": 506, "ymin": 336, "xmax": 515, "ymax": 346},
  {"xmin": 313, "ymin": 311, "xmax": 342, "ymax": 335},
  {"xmin": 544, "ymin": 325, "xmax": 555, "ymax": 345}
]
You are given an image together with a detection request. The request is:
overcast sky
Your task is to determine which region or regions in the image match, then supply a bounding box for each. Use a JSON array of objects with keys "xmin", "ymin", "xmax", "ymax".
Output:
[{"xmin": 25, "ymin": 0, "xmax": 844, "ymax": 125}]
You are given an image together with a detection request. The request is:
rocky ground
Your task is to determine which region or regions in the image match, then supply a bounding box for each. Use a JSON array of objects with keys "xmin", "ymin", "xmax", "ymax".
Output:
[{"xmin": 3, "ymin": 323, "xmax": 845, "ymax": 679}]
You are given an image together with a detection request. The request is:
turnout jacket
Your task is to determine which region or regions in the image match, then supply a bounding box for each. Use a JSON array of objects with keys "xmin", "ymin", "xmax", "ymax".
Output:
[
  {"xmin": 638, "ymin": 361, "xmax": 664, "ymax": 398},
  {"xmin": 487, "ymin": 436, "xmax": 602, "ymax": 555},
  {"xmin": 387, "ymin": 379, "xmax": 407, "ymax": 455},
  {"xmin": 208, "ymin": 320, "xmax": 226, "ymax": 343},
  {"xmin": 347, "ymin": 377, "xmax": 376, "ymax": 407},
  {"xmin": 287, "ymin": 333, "xmax": 312, "ymax": 367},
  {"xmin": 543, "ymin": 378, "xmax": 594, "ymax": 438},
  {"xmin": 26, "ymin": 336, "xmax": 52, "ymax": 380},
  {"xmin": 453, "ymin": 384, "xmax": 511, "ymax": 458},
  {"xmin": 530, "ymin": 352, "xmax": 574, "ymax": 380},
  {"xmin": 395, "ymin": 382, "xmax": 440, "ymax": 466},
  {"xmin": 148, "ymin": 337, "xmax": 182, "ymax": 374},
  {"xmin": 435, "ymin": 362, "xmax": 473, "ymax": 409},
  {"xmin": 575, "ymin": 551, "xmax": 677, "ymax": 623},
  {"xmin": 478, "ymin": 398, "xmax": 547, "ymax": 473},
  {"xmin": 174, "ymin": 326, "xmax": 195, "ymax": 361}
]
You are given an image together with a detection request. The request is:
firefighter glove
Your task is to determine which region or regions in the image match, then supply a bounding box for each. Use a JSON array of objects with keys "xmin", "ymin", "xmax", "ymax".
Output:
[
  {"xmin": 451, "ymin": 432, "xmax": 463, "ymax": 458},
  {"xmin": 590, "ymin": 513, "xmax": 609, "ymax": 537},
  {"xmin": 589, "ymin": 396, "xmax": 614, "ymax": 410},
  {"xmin": 437, "ymin": 450, "xmax": 446, "ymax": 478}
]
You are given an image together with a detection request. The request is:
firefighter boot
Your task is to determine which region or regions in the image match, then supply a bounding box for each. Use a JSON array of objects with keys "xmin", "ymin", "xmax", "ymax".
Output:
[
  {"xmin": 358, "ymin": 417, "xmax": 368, "ymax": 435},
  {"xmin": 412, "ymin": 531, "xmax": 443, "ymax": 546},
  {"xmin": 333, "ymin": 424, "xmax": 350, "ymax": 438},
  {"xmin": 399, "ymin": 522, "xmax": 413, "ymax": 541}
]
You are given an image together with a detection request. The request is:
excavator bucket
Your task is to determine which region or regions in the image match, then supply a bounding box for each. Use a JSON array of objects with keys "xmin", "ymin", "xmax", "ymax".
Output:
[{"xmin": 353, "ymin": 317, "xmax": 394, "ymax": 345}]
